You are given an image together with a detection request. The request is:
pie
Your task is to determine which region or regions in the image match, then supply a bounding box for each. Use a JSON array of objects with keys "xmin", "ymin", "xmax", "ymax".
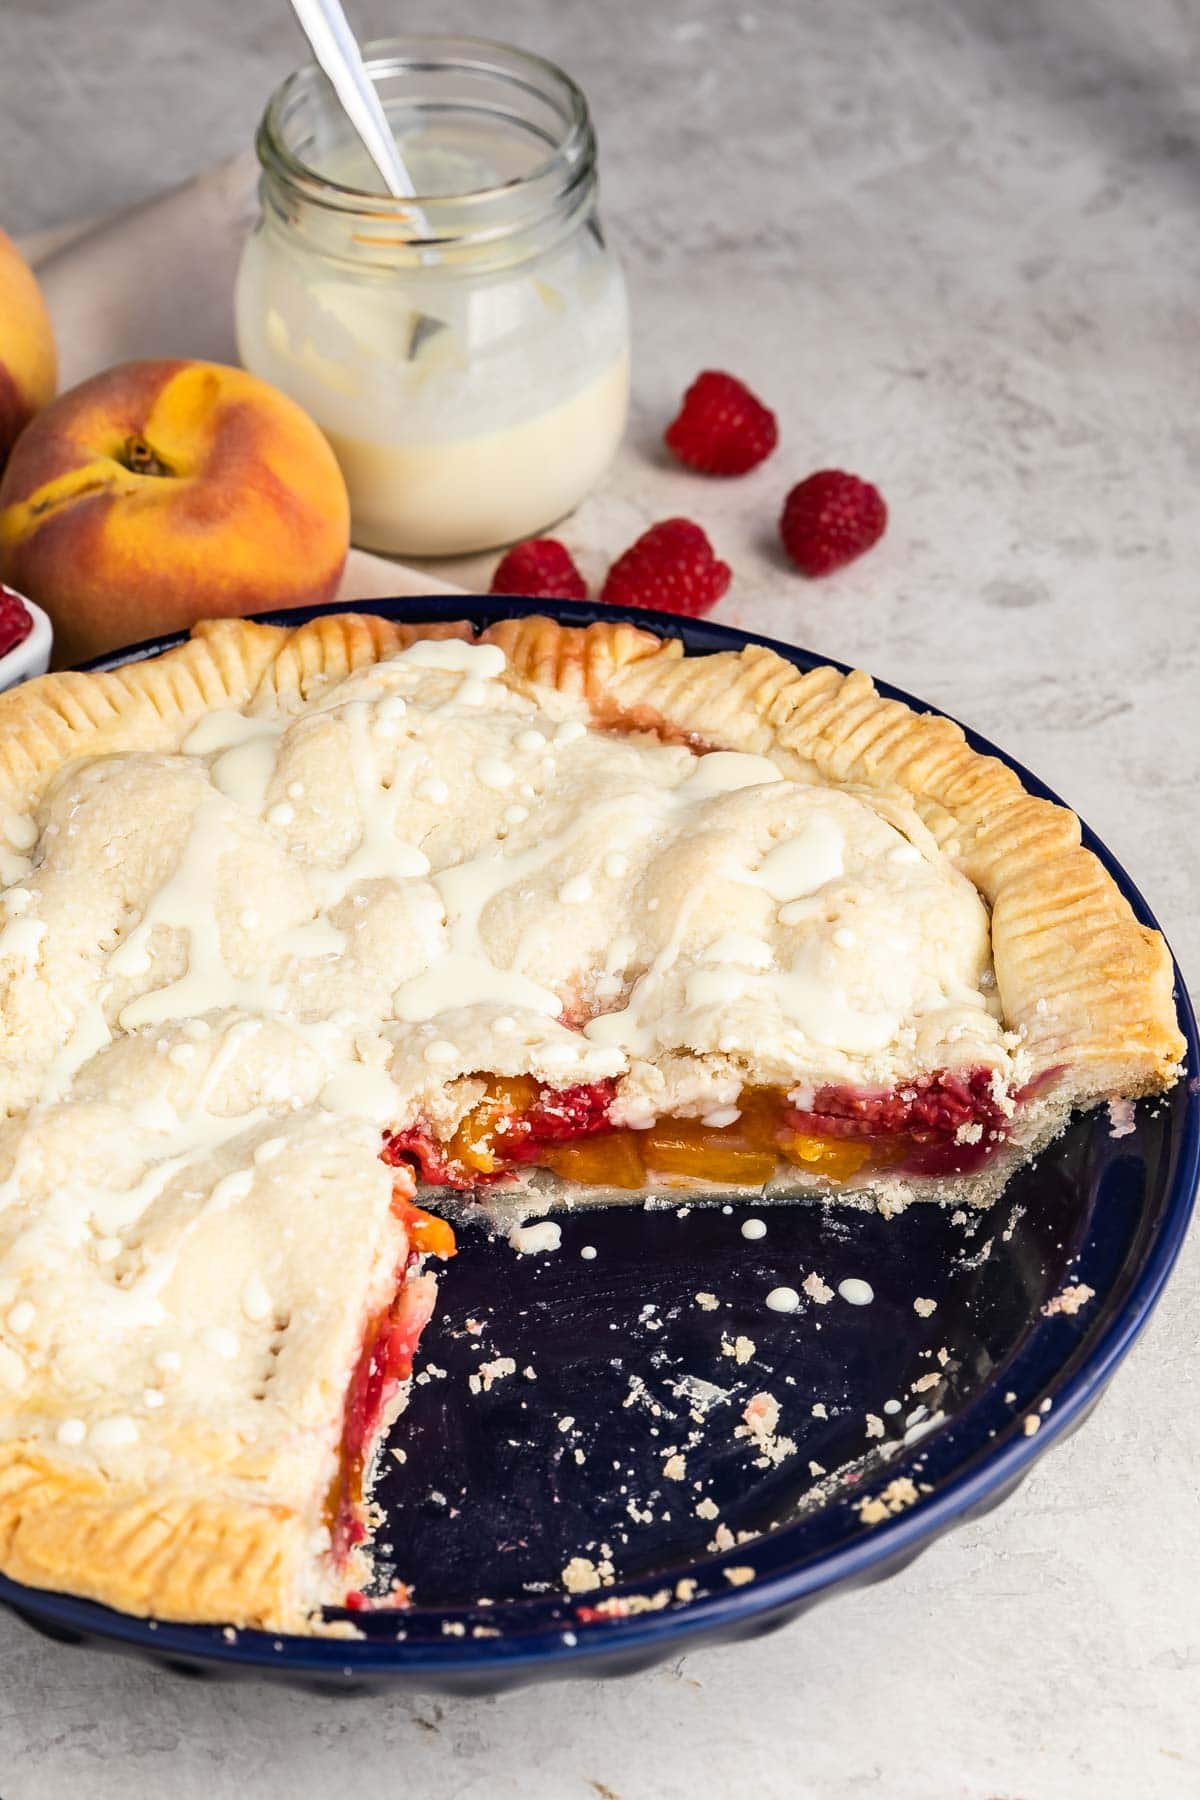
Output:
[{"xmin": 0, "ymin": 611, "xmax": 1182, "ymax": 1632}]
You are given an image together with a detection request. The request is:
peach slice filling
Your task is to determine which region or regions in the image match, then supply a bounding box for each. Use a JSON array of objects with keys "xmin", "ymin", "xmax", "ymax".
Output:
[{"xmin": 382, "ymin": 1066, "xmax": 1012, "ymax": 1194}]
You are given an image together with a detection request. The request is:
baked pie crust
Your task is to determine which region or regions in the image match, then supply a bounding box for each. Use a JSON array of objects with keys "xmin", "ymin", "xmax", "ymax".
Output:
[{"xmin": 0, "ymin": 613, "xmax": 1183, "ymax": 1632}]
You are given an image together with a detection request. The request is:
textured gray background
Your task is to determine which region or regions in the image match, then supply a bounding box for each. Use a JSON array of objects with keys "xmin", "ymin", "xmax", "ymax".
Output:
[{"xmin": 1, "ymin": 1, "xmax": 1199, "ymax": 1795}]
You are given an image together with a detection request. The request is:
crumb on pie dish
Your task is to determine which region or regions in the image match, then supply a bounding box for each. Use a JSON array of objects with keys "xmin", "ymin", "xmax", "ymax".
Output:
[{"xmin": 0, "ymin": 611, "xmax": 1183, "ymax": 1631}]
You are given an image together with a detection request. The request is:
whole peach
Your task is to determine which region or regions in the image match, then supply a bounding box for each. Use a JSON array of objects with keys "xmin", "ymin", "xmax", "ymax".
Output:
[
  {"xmin": 0, "ymin": 226, "xmax": 56, "ymax": 467},
  {"xmin": 0, "ymin": 358, "xmax": 350, "ymax": 665}
]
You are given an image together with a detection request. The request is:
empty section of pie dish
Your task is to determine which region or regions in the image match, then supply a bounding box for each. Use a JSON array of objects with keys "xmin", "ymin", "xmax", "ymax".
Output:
[{"xmin": 0, "ymin": 598, "xmax": 1193, "ymax": 1673}]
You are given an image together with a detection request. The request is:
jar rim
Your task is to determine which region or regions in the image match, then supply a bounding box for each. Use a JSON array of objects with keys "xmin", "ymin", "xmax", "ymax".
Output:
[{"xmin": 257, "ymin": 31, "xmax": 594, "ymax": 230}]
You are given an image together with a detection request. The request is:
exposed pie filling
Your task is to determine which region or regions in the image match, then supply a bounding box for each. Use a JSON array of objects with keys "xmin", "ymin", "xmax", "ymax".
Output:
[
  {"xmin": 0, "ymin": 630, "xmax": 1051, "ymax": 1622},
  {"xmin": 382, "ymin": 1065, "xmax": 1014, "ymax": 1192},
  {"xmin": 325, "ymin": 1201, "xmax": 448, "ymax": 1564}
]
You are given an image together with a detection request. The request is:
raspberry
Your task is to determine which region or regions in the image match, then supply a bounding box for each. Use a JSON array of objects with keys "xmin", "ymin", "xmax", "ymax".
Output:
[
  {"xmin": 0, "ymin": 586, "xmax": 32, "ymax": 660},
  {"xmin": 490, "ymin": 538, "xmax": 587, "ymax": 600},
  {"xmin": 600, "ymin": 518, "xmax": 731, "ymax": 617},
  {"xmin": 779, "ymin": 470, "xmax": 887, "ymax": 576},
  {"xmin": 664, "ymin": 370, "xmax": 778, "ymax": 475}
]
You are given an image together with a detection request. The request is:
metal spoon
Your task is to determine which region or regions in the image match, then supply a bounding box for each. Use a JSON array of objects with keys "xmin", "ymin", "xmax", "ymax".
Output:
[
  {"xmin": 288, "ymin": 0, "xmax": 444, "ymax": 357},
  {"xmin": 289, "ymin": 0, "xmax": 418, "ymax": 202}
]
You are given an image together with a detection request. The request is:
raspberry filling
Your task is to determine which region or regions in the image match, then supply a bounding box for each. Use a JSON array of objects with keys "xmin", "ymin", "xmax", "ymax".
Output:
[
  {"xmin": 325, "ymin": 1198, "xmax": 451, "ymax": 1567},
  {"xmin": 0, "ymin": 587, "xmax": 32, "ymax": 660},
  {"xmin": 381, "ymin": 1066, "xmax": 1013, "ymax": 1192}
]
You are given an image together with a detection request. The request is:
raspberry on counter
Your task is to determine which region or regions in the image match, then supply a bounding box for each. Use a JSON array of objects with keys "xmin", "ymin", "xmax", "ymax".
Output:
[
  {"xmin": 779, "ymin": 470, "xmax": 887, "ymax": 576},
  {"xmin": 490, "ymin": 538, "xmax": 588, "ymax": 600},
  {"xmin": 664, "ymin": 370, "xmax": 778, "ymax": 476},
  {"xmin": 600, "ymin": 518, "xmax": 732, "ymax": 617}
]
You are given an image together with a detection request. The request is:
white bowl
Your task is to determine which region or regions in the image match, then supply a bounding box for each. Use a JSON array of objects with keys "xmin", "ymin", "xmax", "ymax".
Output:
[{"xmin": 0, "ymin": 591, "xmax": 52, "ymax": 691}]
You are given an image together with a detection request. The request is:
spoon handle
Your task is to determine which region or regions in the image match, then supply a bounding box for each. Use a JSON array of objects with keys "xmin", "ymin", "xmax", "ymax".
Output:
[{"xmin": 288, "ymin": 0, "xmax": 417, "ymax": 199}]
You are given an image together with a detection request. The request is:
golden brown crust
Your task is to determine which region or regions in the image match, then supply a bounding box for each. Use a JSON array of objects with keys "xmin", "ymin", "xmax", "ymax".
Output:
[
  {"xmin": 1, "ymin": 610, "xmax": 1182, "ymax": 1101},
  {"xmin": 0, "ymin": 1444, "xmax": 307, "ymax": 1630},
  {"xmin": 479, "ymin": 612, "xmax": 679, "ymax": 702},
  {"xmin": 596, "ymin": 642, "xmax": 1184, "ymax": 1098},
  {"xmin": 0, "ymin": 614, "xmax": 486, "ymax": 819}
]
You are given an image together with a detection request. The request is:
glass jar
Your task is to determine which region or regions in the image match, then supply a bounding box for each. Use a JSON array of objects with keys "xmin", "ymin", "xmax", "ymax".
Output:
[{"xmin": 236, "ymin": 34, "xmax": 630, "ymax": 558}]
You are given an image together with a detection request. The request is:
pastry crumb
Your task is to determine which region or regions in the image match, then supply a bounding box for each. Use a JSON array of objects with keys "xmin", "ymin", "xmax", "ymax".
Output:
[
  {"xmin": 507, "ymin": 1220, "xmax": 562, "ymax": 1256},
  {"xmin": 858, "ymin": 1476, "xmax": 920, "ymax": 1525},
  {"xmin": 735, "ymin": 1391, "xmax": 797, "ymax": 1468},
  {"xmin": 913, "ymin": 1296, "xmax": 937, "ymax": 1318},
  {"xmin": 1107, "ymin": 1097, "xmax": 1136, "ymax": 1139},
  {"xmin": 723, "ymin": 1565, "xmax": 755, "ymax": 1587},
  {"xmin": 1042, "ymin": 1283, "xmax": 1095, "ymax": 1317},
  {"xmin": 802, "ymin": 1270, "xmax": 833, "ymax": 1305},
  {"xmin": 695, "ymin": 1497, "xmax": 720, "ymax": 1520},
  {"xmin": 721, "ymin": 1334, "xmax": 756, "ymax": 1364},
  {"xmin": 468, "ymin": 1355, "xmax": 516, "ymax": 1395},
  {"xmin": 694, "ymin": 1291, "xmax": 719, "ymax": 1311},
  {"xmin": 561, "ymin": 1554, "xmax": 614, "ymax": 1595}
]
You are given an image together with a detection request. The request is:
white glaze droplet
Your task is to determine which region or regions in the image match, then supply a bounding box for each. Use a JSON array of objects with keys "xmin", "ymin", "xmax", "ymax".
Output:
[
  {"xmin": 765, "ymin": 1286, "xmax": 800, "ymax": 1313},
  {"xmin": 602, "ymin": 852, "xmax": 630, "ymax": 880},
  {"xmin": 838, "ymin": 1278, "xmax": 875, "ymax": 1307},
  {"xmin": 423, "ymin": 1039, "xmax": 459, "ymax": 1067},
  {"xmin": 3, "ymin": 813, "xmax": 37, "ymax": 851},
  {"xmin": 476, "ymin": 757, "xmax": 516, "ymax": 791},
  {"xmin": 209, "ymin": 1169, "xmax": 254, "ymax": 1212},
  {"xmin": 6, "ymin": 1301, "xmax": 34, "ymax": 1335},
  {"xmin": 241, "ymin": 1275, "xmax": 272, "ymax": 1322},
  {"xmin": 557, "ymin": 873, "xmax": 593, "ymax": 905},
  {"xmin": 580, "ymin": 1245, "xmax": 597, "ymax": 1260},
  {"xmin": 91, "ymin": 1414, "xmax": 139, "ymax": 1449},
  {"xmin": 56, "ymin": 1418, "xmax": 87, "ymax": 1446},
  {"xmin": 419, "ymin": 777, "xmax": 450, "ymax": 806},
  {"xmin": 680, "ymin": 752, "xmax": 783, "ymax": 799},
  {"xmin": 741, "ymin": 1218, "xmax": 767, "ymax": 1241}
]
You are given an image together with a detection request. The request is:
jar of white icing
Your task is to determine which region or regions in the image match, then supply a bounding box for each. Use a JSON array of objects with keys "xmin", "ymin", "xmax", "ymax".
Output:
[{"xmin": 236, "ymin": 34, "xmax": 630, "ymax": 556}]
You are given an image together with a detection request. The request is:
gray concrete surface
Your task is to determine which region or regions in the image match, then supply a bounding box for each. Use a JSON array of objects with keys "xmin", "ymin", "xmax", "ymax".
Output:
[{"xmin": 1, "ymin": 1, "xmax": 1198, "ymax": 1795}]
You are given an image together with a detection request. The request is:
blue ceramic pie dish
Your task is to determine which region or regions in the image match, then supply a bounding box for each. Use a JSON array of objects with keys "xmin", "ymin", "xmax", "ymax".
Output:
[{"xmin": 4, "ymin": 595, "xmax": 1195, "ymax": 1693}]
